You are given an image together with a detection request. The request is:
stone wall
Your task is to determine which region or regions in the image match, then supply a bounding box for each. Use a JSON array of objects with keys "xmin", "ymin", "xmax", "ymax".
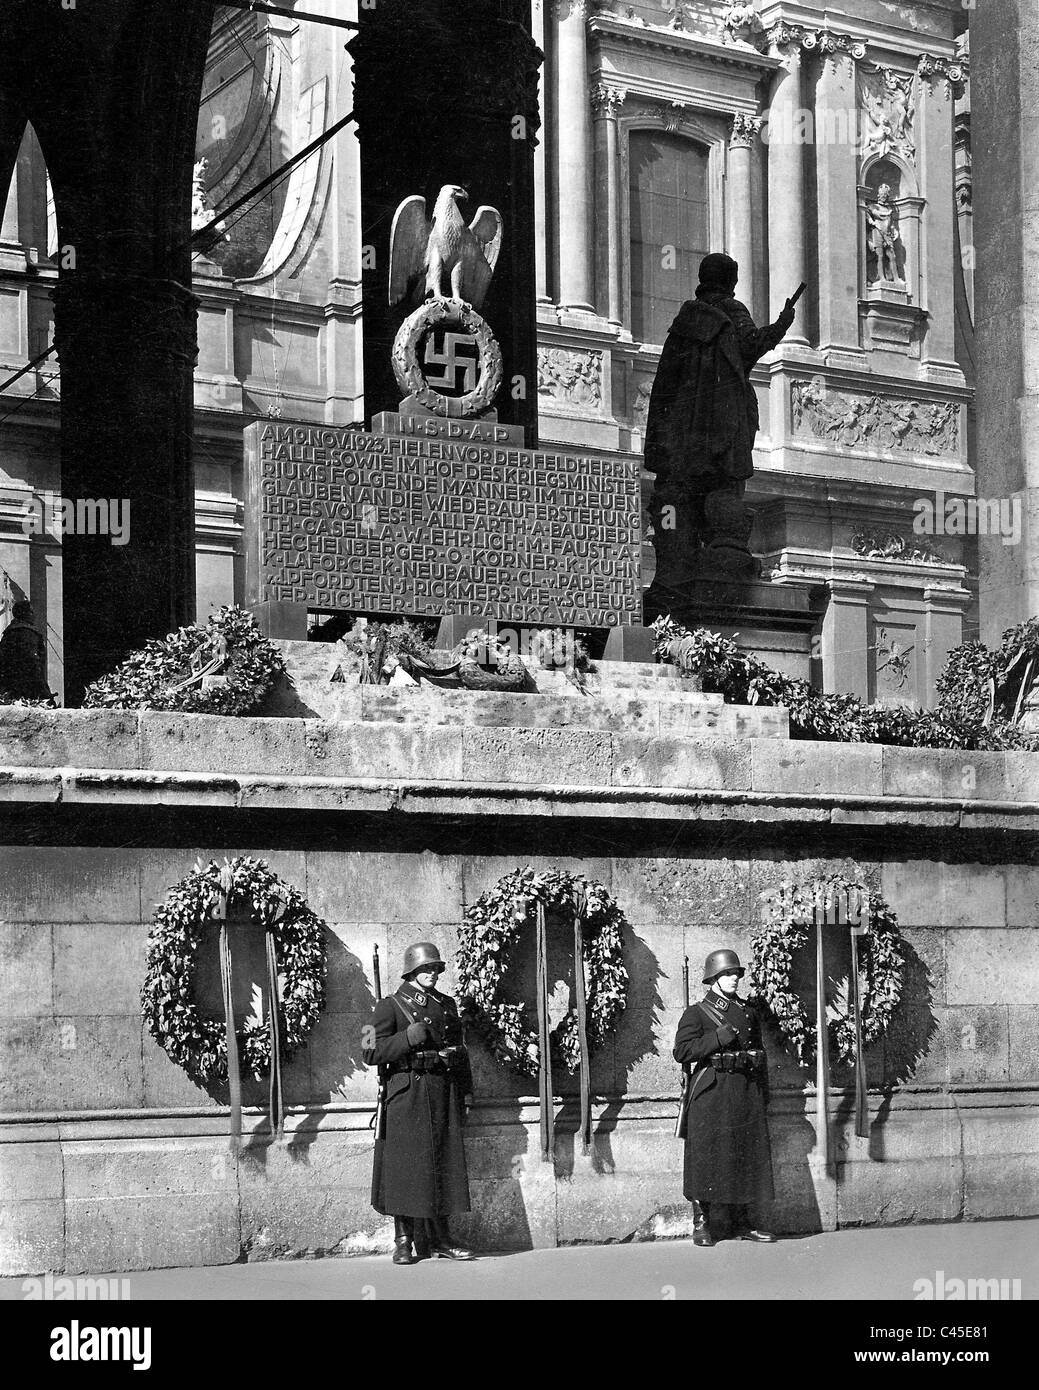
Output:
[{"xmin": 1, "ymin": 711, "xmax": 1037, "ymax": 1274}]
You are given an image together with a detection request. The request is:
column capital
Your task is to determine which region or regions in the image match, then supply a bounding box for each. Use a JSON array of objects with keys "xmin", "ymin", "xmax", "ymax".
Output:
[
  {"xmin": 918, "ymin": 52, "xmax": 970, "ymax": 98},
  {"xmin": 766, "ymin": 21, "xmax": 867, "ymax": 63},
  {"xmin": 590, "ymin": 83, "xmax": 626, "ymax": 118},
  {"xmin": 729, "ymin": 112, "xmax": 763, "ymax": 148}
]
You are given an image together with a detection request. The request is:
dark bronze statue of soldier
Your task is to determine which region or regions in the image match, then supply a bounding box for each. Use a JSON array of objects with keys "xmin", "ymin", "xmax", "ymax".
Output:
[
  {"xmin": 644, "ymin": 252, "xmax": 799, "ymax": 608},
  {"xmin": 673, "ymin": 948, "xmax": 776, "ymax": 1247},
  {"xmin": 364, "ymin": 942, "xmax": 476, "ymax": 1264}
]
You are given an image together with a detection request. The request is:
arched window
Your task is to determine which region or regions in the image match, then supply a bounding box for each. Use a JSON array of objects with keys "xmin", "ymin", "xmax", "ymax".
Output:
[{"xmin": 628, "ymin": 131, "xmax": 710, "ymax": 345}]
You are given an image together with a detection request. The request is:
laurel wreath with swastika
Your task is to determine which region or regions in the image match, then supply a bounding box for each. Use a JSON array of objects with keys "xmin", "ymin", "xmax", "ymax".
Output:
[{"xmin": 391, "ymin": 297, "xmax": 503, "ymax": 417}]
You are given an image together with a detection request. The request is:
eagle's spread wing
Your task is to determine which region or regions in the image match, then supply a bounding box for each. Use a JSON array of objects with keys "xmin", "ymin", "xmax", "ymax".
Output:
[
  {"xmin": 460, "ymin": 206, "xmax": 503, "ymax": 311},
  {"xmin": 388, "ymin": 195, "xmax": 429, "ymax": 307},
  {"xmin": 470, "ymin": 206, "xmax": 503, "ymax": 276}
]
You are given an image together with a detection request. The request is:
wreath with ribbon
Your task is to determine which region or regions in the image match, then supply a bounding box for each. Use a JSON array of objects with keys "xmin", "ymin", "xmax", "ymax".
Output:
[
  {"xmin": 82, "ymin": 604, "xmax": 284, "ymax": 716},
  {"xmin": 457, "ymin": 868, "xmax": 628, "ymax": 1076},
  {"xmin": 747, "ymin": 873, "xmax": 905, "ymax": 1066},
  {"xmin": 142, "ymin": 857, "xmax": 327, "ymax": 1140}
]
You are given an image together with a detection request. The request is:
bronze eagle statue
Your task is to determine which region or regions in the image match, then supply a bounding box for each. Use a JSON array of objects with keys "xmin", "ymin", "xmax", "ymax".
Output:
[{"xmin": 388, "ymin": 184, "xmax": 504, "ymax": 312}]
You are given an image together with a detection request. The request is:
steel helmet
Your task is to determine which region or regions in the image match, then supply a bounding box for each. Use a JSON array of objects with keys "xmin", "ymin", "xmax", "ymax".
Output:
[
  {"xmin": 702, "ymin": 948, "xmax": 745, "ymax": 984},
  {"xmin": 401, "ymin": 942, "xmax": 446, "ymax": 978}
]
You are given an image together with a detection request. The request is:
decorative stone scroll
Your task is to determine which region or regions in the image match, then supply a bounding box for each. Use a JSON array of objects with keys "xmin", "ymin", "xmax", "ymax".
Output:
[{"xmin": 859, "ymin": 63, "xmax": 916, "ymax": 164}]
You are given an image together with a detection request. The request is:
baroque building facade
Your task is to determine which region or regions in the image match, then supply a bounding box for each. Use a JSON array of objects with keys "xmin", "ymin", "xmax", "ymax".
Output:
[{"xmin": 0, "ymin": 0, "xmax": 974, "ymax": 706}]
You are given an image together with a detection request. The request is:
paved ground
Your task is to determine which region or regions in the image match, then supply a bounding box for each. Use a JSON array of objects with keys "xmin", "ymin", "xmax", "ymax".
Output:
[{"xmin": 3, "ymin": 1218, "xmax": 1036, "ymax": 1301}]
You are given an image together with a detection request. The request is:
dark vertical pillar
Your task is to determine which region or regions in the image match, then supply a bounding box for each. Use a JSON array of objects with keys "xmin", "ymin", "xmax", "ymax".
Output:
[
  {"xmin": 351, "ymin": 0, "xmax": 541, "ymax": 442},
  {"xmin": 0, "ymin": 0, "xmax": 216, "ymax": 702}
]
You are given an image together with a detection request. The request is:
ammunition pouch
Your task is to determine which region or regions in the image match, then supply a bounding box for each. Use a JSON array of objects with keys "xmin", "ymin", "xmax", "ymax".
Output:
[{"xmin": 715, "ymin": 1048, "xmax": 766, "ymax": 1074}]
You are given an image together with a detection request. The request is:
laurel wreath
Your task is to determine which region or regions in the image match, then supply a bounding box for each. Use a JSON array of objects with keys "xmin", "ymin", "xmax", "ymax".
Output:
[
  {"xmin": 747, "ymin": 874, "xmax": 905, "ymax": 1066},
  {"xmin": 142, "ymin": 857, "xmax": 328, "ymax": 1084},
  {"xmin": 457, "ymin": 867, "xmax": 629, "ymax": 1077},
  {"xmin": 82, "ymin": 605, "xmax": 284, "ymax": 716},
  {"xmin": 391, "ymin": 298, "xmax": 503, "ymax": 417}
]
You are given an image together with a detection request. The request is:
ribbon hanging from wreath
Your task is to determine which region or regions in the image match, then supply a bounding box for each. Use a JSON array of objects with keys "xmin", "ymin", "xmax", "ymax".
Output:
[
  {"xmin": 748, "ymin": 873, "xmax": 906, "ymax": 1161},
  {"xmin": 457, "ymin": 868, "xmax": 629, "ymax": 1161},
  {"xmin": 142, "ymin": 857, "xmax": 328, "ymax": 1152}
]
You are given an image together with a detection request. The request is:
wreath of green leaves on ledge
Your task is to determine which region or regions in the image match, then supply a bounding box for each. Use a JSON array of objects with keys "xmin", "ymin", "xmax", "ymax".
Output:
[
  {"xmin": 457, "ymin": 867, "xmax": 629, "ymax": 1077},
  {"xmin": 652, "ymin": 614, "xmax": 1039, "ymax": 751},
  {"xmin": 142, "ymin": 857, "xmax": 327, "ymax": 1083},
  {"xmin": 747, "ymin": 874, "xmax": 905, "ymax": 1067},
  {"xmin": 82, "ymin": 604, "xmax": 284, "ymax": 716}
]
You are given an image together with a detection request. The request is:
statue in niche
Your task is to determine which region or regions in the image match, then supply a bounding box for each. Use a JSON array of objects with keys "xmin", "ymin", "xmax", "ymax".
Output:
[{"xmin": 865, "ymin": 184, "xmax": 902, "ymax": 284}]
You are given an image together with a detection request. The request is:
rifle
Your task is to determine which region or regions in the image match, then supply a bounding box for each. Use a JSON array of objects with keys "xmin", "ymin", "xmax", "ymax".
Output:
[
  {"xmin": 370, "ymin": 944, "xmax": 387, "ymax": 1140},
  {"xmin": 674, "ymin": 954, "xmax": 691, "ymax": 1139}
]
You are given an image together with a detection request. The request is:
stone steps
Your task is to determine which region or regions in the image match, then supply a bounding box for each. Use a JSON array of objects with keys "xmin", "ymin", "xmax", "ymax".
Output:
[{"xmin": 259, "ymin": 638, "xmax": 787, "ymax": 737}]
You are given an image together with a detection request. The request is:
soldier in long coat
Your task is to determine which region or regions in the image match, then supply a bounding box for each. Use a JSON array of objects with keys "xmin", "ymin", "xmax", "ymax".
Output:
[
  {"xmin": 673, "ymin": 949, "xmax": 776, "ymax": 1246},
  {"xmin": 364, "ymin": 942, "xmax": 475, "ymax": 1264}
]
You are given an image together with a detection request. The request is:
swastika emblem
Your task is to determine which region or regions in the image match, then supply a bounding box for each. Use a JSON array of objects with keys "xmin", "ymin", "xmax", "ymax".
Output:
[{"xmin": 422, "ymin": 329, "xmax": 480, "ymax": 396}]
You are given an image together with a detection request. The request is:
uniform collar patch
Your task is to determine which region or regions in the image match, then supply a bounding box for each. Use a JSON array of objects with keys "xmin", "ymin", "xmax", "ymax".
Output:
[
  {"xmin": 709, "ymin": 992, "xmax": 729, "ymax": 1011},
  {"xmin": 401, "ymin": 984, "xmax": 426, "ymax": 1006}
]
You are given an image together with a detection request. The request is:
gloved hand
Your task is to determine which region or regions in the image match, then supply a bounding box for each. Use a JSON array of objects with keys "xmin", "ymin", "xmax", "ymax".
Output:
[
  {"xmin": 777, "ymin": 301, "xmax": 796, "ymax": 332},
  {"xmin": 716, "ymin": 1024, "xmax": 738, "ymax": 1048},
  {"xmin": 407, "ymin": 1022, "xmax": 432, "ymax": 1047}
]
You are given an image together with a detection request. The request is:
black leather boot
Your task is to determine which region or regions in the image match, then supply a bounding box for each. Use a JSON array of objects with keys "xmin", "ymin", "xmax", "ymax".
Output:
[
  {"xmin": 733, "ymin": 1205, "xmax": 776, "ymax": 1242},
  {"xmin": 392, "ymin": 1216, "xmax": 418, "ymax": 1264},
  {"xmin": 692, "ymin": 1200, "xmax": 714, "ymax": 1247},
  {"xmin": 428, "ymin": 1216, "xmax": 475, "ymax": 1260}
]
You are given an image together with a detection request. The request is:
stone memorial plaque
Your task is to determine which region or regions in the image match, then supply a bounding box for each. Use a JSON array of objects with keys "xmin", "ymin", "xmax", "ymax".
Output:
[{"xmin": 245, "ymin": 422, "xmax": 643, "ymax": 627}]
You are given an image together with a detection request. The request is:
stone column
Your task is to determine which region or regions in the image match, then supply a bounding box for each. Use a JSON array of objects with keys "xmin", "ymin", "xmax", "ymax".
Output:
[
  {"xmin": 533, "ymin": 0, "xmax": 550, "ymax": 305},
  {"xmin": 727, "ymin": 114, "xmax": 760, "ymax": 313},
  {"xmin": 766, "ymin": 41, "xmax": 809, "ymax": 345},
  {"xmin": 821, "ymin": 578, "xmax": 873, "ymax": 699},
  {"xmin": 918, "ymin": 66, "xmax": 960, "ymax": 378},
  {"xmin": 554, "ymin": 0, "xmax": 595, "ymax": 316},
  {"xmin": 814, "ymin": 51, "xmax": 862, "ymax": 357},
  {"xmin": 972, "ymin": 0, "xmax": 1039, "ymax": 638},
  {"xmin": 592, "ymin": 83, "xmax": 625, "ymax": 329}
]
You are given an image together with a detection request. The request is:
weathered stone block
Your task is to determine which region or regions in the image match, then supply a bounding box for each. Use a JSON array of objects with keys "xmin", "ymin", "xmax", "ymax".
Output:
[
  {"xmin": 305, "ymin": 852, "xmax": 463, "ymax": 925},
  {"xmin": 0, "ymin": 1199, "xmax": 65, "ymax": 1275},
  {"xmin": 141, "ymin": 1029, "xmax": 219, "ymax": 1110},
  {"xmin": 53, "ymin": 924, "xmax": 147, "ymax": 1016},
  {"xmin": 0, "ymin": 1140, "xmax": 63, "ymax": 1202},
  {"xmin": 611, "ymin": 857, "xmax": 750, "ymax": 927},
  {"xmin": 555, "ymin": 1168, "xmax": 680, "ymax": 1245},
  {"xmin": 1006, "ymin": 866, "xmax": 1039, "ymax": 927},
  {"xmin": 63, "ymin": 1138, "xmax": 239, "ymax": 1200},
  {"xmin": 0, "ymin": 708, "xmax": 140, "ymax": 771},
  {"xmin": 612, "ymin": 735, "xmax": 750, "ymax": 791},
  {"xmin": 917, "ymin": 1005, "xmax": 1011, "ymax": 1084},
  {"xmin": 64, "ymin": 1194, "xmax": 240, "ymax": 1273},
  {"xmin": 836, "ymin": 1156, "xmax": 962, "ymax": 1228},
  {"xmin": 462, "ymin": 727, "xmax": 612, "ymax": 786},
  {"xmin": 140, "ymin": 713, "xmax": 308, "ymax": 776},
  {"xmin": 751, "ymin": 741, "xmax": 883, "ymax": 797},
  {"xmin": 938, "ymin": 750, "xmax": 1008, "ymax": 802},
  {"xmin": 1005, "ymin": 751, "xmax": 1039, "ymax": 803},
  {"xmin": 881, "ymin": 860, "xmax": 945, "ymax": 927},
  {"xmin": 942, "ymin": 864, "xmax": 1007, "ymax": 928},
  {"xmin": 882, "ymin": 747, "xmax": 943, "ymax": 799},
  {"xmin": 53, "ymin": 1017, "xmax": 147, "ymax": 1111},
  {"xmin": 305, "ymin": 1012, "xmax": 375, "ymax": 1105},
  {"xmin": 0, "ymin": 847, "xmax": 141, "ymax": 924},
  {"xmin": 963, "ymin": 1151, "xmax": 1039, "ymax": 1220},
  {"xmin": 302, "ymin": 722, "xmax": 464, "ymax": 781},
  {"xmin": 319, "ymin": 923, "xmax": 387, "ymax": 1017},
  {"xmin": 0, "ymin": 923, "xmax": 53, "ymax": 1017},
  {"xmin": 1008, "ymin": 1006, "xmax": 1039, "ymax": 1081},
  {"xmin": 947, "ymin": 930, "xmax": 1036, "ymax": 1003}
]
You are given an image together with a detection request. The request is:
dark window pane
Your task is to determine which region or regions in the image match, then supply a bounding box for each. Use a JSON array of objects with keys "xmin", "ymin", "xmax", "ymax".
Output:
[{"xmin": 629, "ymin": 131, "xmax": 711, "ymax": 344}]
